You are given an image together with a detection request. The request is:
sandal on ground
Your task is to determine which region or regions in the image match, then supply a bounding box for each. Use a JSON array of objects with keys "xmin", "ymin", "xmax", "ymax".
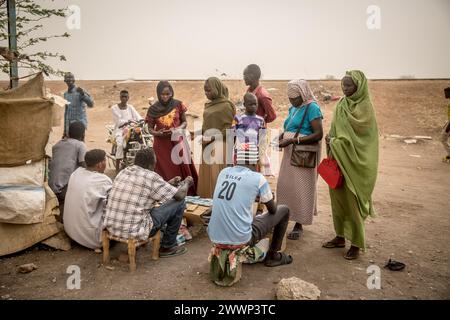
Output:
[
  {"xmin": 322, "ymin": 237, "xmax": 345, "ymax": 248},
  {"xmin": 344, "ymin": 246, "xmax": 360, "ymax": 260},
  {"xmin": 264, "ymin": 252, "xmax": 293, "ymax": 267},
  {"xmin": 287, "ymin": 229, "xmax": 302, "ymax": 240},
  {"xmin": 159, "ymin": 246, "xmax": 187, "ymax": 258},
  {"xmin": 384, "ymin": 259, "xmax": 406, "ymax": 271}
]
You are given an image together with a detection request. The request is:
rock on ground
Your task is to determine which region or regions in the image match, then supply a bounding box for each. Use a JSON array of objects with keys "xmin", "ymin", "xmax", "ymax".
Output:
[
  {"xmin": 17, "ymin": 263, "xmax": 38, "ymax": 274},
  {"xmin": 276, "ymin": 277, "xmax": 321, "ymax": 300}
]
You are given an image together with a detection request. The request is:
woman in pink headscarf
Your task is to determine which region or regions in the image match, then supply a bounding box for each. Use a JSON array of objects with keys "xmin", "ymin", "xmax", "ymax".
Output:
[{"xmin": 276, "ymin": 80, "xmax": 324, "ymax": 240}]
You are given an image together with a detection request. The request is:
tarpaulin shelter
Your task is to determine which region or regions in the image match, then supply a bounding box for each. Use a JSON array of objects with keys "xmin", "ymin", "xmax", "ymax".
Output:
[{"xmin": 0, "ymin": 72, "xmax": 65, "ymax": 256}]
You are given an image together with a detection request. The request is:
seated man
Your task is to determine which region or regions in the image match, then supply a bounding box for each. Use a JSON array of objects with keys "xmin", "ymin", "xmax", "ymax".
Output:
[
  {"xmin": 111, "ymin": 90, "xmax": 143, "ymax": 171},
  {"xmin": 103, "ymin": 148, "xmax": 193, "ymax": 257},
  {"xmin": 48, "ymin": 121, "xmax": 87, "ymax": 219},
  {"xmin": 63, "ymin": 149, "xmax": 112, "ymax": 250},
  {"xmin": 207, "ymin": 148, "xmax": 292, "ymax": 284}
]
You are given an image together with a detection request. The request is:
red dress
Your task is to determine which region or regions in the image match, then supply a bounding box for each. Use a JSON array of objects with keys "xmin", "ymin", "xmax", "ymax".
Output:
[{"xmin": 146, "ymin": 103, "xmax": 198, "ymax": 195}]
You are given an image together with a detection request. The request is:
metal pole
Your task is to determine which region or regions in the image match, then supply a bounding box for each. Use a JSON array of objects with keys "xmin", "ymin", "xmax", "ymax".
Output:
[{"xmin": 7, "ymin": 0, "xmax": 18, "ymax": 88}]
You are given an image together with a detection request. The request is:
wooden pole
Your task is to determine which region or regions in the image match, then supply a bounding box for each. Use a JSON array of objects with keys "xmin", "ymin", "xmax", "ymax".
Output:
[{"xmin": 7, "ymin": 0, "xmax": 18, "ymax": 88}]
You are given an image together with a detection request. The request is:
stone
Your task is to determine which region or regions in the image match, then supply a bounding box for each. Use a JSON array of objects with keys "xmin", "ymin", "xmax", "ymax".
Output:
[
  {"xmin": 276, "ymin": 277, "xmax": 321, "ymax": 300},
  {"xmin": 17, "ymin": 263, "xmax": 38, "ymax": 274}
]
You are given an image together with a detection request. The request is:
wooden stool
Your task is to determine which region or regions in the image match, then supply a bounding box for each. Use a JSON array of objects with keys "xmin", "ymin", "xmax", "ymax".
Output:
[{"xmin": 102, "ymin": 229, "xmax": 161, "ymax": 271}]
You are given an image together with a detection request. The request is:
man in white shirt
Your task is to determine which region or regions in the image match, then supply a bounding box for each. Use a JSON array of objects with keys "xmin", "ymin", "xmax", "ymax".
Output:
[
  {"xmin": 64, "ymin": 149, "xmax": 112, "ymax": 250},
  {"xmin": 111, "ymin": 90, "xmax": 143, "ymax": 170}
]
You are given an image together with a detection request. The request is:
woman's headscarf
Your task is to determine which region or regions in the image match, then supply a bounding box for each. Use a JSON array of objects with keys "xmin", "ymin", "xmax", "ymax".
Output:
[
  {"xmin": 202, "ymin": 77, "xmax": 236, "ymax": 136},
  {"xmin": 287, "ymin": 79, "xmax": 317, "ymax": 107},
  {"xmin": 329, "ymin": 70, "xmax": 379, "ymax": 219},
  {"xmin": 205, "ymin": 77, "xmax": 230, "ymax": 105},
  {"xmin": 147, "ymin": 80, "xmax": 182, "ymax": 118}
]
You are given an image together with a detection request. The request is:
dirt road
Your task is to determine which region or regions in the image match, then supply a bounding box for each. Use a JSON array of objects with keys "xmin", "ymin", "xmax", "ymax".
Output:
[{"xmin": 1, "ymin": 80, "xmax": 449, "ymax": 299}]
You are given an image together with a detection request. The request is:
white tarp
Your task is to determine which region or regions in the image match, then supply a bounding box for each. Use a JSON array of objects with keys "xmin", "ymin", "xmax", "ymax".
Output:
[
  {"xmin": 0, "ymin": 160, "xmax": 46, "ymax": 224},
  {"xmin": 0, "ymin": 183, "xmax": 61, "ymax": 256}
]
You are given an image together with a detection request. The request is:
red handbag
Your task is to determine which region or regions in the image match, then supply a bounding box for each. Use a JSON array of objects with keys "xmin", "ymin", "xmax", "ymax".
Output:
[{"xmin": 318, "ymin": 157, "xmax": 344, "ymax": 189}]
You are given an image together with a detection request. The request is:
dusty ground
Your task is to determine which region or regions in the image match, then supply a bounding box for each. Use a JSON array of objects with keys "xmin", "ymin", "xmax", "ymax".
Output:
[{"xmin": 1, "ymin": 79, "xmax": 449, "ymax": 300}]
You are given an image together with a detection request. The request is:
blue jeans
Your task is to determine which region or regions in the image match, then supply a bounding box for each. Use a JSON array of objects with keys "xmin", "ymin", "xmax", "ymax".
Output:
[{"xmin": 149, "ymin": 199, "xmax": 186, "ymax": 249}]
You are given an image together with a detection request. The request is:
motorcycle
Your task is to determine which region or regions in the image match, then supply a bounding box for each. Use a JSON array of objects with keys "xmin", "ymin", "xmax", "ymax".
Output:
[{"xmin": 106, "ymin": 119, "xmax": 153, "ymax": 172}]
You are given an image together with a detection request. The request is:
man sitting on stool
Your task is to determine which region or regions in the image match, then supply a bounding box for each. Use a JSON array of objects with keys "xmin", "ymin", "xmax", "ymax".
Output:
[
  {"xmin": 207, "ymin": 147, "xmax": 292, "ymax": 285},
  {"xmin": 103, "ymin": 148, "xmax": 193, "ymax": 258}
]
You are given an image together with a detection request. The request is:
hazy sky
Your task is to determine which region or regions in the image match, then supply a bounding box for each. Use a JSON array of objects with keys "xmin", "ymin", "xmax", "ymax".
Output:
[{"xmin": 3, "ymin": 0, "xmax": 450, "ymax": 80}]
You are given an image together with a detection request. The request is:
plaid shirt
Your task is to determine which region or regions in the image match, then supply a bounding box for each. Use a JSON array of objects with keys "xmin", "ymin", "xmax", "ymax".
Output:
[{"xmin": 103, "ymin": 165, "xmax": 177, "ymax": 240}]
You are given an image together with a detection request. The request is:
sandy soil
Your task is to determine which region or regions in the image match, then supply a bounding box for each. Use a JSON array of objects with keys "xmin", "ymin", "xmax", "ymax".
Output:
[{"xmin": 1, "ymin": 79, "xmax": 449, "ymax": 300}]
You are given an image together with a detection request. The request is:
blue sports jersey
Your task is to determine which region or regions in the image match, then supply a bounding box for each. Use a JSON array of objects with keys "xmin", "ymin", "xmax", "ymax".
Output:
[{"xmin": 207, "ymin": 166, "xmax": 273, "ymax": 245}]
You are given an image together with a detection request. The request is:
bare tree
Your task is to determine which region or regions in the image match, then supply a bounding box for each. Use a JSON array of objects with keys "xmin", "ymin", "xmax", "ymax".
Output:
[{"xmin": 0, "ymin": 0, "xmax": 70, "ymax": 82}]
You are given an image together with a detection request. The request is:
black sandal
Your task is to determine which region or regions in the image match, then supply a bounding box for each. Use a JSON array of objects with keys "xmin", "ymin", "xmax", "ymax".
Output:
[
  {"xmin": 343, "ymin": 246, "xmax": 360, "ymax": 260},
  {"xmin": 322, "ymin": 237, "xmax": 345, "ymax": 248},
  {"xmin": 287, "ymin": 229, "xmax": 302, "ymax": 240},
  {"xmin": 384, "ymin": 259, "xmax": 405, "ymax": 271},
  {"xmin": 264, "ymin": 252, "xmax": 293, "ymax": 267}
]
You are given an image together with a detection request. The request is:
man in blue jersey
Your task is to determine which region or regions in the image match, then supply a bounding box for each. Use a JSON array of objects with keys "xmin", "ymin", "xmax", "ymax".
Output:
[{"xmin": 207, "ymin": 147, "xmax": 292, "ymax": 267}]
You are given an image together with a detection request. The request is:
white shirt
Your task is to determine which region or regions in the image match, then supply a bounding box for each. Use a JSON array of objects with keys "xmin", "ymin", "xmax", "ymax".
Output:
[
  {"xmin": 111, "ymin": 104, "xmax": 143, "ymax": 129},
  {"xmin": 63, "ymin": 167, "xmax": 112, "ymax": 249}
]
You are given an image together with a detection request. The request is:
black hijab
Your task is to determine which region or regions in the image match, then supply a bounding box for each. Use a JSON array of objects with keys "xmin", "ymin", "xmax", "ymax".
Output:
[{"xmin": 147, "ymin": 81, "xmax": 182, "ymax": 118}]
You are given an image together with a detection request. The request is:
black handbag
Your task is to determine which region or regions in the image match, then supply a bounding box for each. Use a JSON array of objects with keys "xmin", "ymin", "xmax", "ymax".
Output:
[{"xmin": 290, "ymin": 105, "xmax": 319, "ymax": 168}]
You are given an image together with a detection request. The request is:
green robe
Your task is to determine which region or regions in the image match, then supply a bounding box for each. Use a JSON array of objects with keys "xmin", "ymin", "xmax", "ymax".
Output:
[{"xmin": 329, "ymin": 70, "xmax": 379, "ymax": 249}]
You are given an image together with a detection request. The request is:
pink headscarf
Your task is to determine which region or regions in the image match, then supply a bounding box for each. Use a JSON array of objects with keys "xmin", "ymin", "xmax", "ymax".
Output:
[{"xmin": 287, "ymin": 79, "xmax": 317, "ymax": 107}]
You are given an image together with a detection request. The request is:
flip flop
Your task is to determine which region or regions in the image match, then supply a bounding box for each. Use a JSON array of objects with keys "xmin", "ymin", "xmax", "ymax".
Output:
[
  {"xmin": 322, "ymin": 239, "xmax": 345, "ymax": 248},
  {"xmin": 344, "ymin": 247, "xmax": 360, "ymax": 260},
  {"xmin": 384, "ymin": 259, "xmax": 405, "ymax": 271},
  {"xmin": 264, "ymin": 252, "xmax": 293, "ymax": 267},
  {"xmin": 287, "ymin": 230, "xmax": 302, "ymax": 240},
  {"xmin": 159, "ymin": 246, "xmax": 187, "ymax": 258}
]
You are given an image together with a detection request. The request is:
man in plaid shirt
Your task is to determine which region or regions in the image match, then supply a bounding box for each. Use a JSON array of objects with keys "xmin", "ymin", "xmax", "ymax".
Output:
[{"xmin": 104, "ymin": 148, "xmax": 193, "ymax": 257}]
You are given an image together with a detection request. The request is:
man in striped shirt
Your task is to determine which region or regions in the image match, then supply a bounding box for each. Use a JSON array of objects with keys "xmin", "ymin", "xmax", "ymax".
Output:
[{"xmin": 63, "ymin": 72, "xmax": 94, "ymax": 137}]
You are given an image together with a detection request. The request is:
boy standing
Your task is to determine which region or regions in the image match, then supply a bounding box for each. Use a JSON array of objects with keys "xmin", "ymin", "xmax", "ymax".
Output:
[
  {"xmin": 243, "ymin": 64, "xmax": 276, "ymax": 123},
  {"xmin": 243, "ymin": 64, "xmax": 276, "ymax": 175},
  {"xmin": 233, "ymin": 93, "xmax": 265, "ymax": 165}
]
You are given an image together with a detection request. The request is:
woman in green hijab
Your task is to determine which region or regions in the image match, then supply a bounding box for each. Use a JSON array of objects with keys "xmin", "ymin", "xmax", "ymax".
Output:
[
  {"xmin": 197, "ymin": 77, "xmax": 236, "ymax": 198},
  {"xmin": 322, "ymin": 70, "xmax": 379, "ymax": 260}
]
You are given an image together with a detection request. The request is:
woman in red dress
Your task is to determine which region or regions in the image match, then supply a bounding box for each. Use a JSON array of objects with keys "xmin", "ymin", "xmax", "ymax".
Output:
[{"xmin": 145, "ymin": 81, "xmax": 198, "ymax": 195}]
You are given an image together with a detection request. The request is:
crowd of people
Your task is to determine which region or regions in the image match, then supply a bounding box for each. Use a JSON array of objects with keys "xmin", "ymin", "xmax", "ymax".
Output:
[{"xmin": 47, "ymin": 65, "xmax": 399, "ymax": 285}]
